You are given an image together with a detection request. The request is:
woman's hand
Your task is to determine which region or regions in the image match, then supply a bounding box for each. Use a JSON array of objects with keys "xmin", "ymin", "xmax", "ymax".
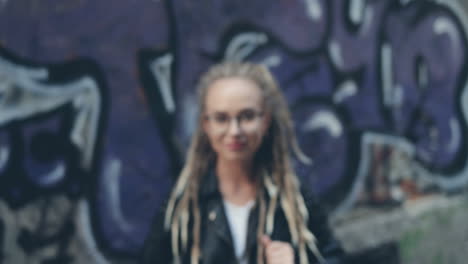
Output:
[{"xmin": 261, "ymin": 235, "xmax": 294, "ymax": 264}]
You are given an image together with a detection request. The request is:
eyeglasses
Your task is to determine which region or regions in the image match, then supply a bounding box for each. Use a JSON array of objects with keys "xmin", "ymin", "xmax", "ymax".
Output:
[{"xmin": 204, "ymin": 109, "xmax": 264, "ymax": 132}]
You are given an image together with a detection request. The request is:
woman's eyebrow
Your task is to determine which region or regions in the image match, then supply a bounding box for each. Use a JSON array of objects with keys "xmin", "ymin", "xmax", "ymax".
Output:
[
  {"xmin": 212, "ymin": 110, "xmax": 228, "ymax": 115},
  {"xmin": 239, "ymin": 107, "xmax": 261, "ymax": 113},
  {"xmin": 208, "ymin": 107, "xmax": 260, "ymax": 114}
]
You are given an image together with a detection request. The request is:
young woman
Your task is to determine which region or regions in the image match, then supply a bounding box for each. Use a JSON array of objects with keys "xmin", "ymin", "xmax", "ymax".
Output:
[{"xmin": 141, "ymin": 62, "xmax": 345, "ymax": 264}]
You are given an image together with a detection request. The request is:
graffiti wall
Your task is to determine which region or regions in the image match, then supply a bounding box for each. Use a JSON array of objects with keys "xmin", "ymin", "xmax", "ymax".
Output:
[{"xmin": 0, "ymin": 0, "xmax": 467, "ymax": 263}]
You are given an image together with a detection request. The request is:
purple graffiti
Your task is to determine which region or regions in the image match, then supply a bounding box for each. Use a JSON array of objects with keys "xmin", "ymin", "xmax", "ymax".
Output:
[
  {"xmin": 0, "ymin": 0, "xmax": 467, "ymax": 260},
  {"xmin": 141, "ymin": 0, "xmax": 468, "ymax": 214},
  {"xmin": 382, "ymin": 1, "xmax": 467, "ymax": 170}
]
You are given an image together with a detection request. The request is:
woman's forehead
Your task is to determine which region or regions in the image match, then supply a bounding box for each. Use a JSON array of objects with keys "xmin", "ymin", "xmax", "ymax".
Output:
[{"xmin": 204, "ymin": 77, "xmax": 264, "ymax": 111}]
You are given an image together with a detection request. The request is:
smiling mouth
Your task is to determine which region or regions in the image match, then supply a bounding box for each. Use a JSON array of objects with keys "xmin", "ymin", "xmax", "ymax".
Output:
[{"xmin": 226, "ymin": 142, "xmax": 246, "ymax": 151}]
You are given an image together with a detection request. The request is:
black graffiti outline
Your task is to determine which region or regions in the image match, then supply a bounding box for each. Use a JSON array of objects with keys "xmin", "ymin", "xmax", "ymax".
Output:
[{"xmin": 0, "ymin": 46, "xmax": 110, "ymax": 261}]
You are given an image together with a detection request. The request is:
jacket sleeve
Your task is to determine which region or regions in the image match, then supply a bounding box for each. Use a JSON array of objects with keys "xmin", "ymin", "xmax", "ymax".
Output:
[
  {"xmin": 140, "ymin": 201, "xmax": 173, "ymax": 264},
  {"xmin": 301, "ymin": 187, "xmax": 347, "ymax": 264}
]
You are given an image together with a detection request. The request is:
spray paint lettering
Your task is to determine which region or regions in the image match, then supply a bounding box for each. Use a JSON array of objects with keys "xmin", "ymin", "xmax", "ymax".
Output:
[{"xmin": 0, "ymin": 0, "xmax": 466, "ymax": 261}]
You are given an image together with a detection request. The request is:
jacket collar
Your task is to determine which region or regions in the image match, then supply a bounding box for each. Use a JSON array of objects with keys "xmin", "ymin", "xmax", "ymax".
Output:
[
  {"xmin": 199, "ymin": 166, "xmax": 261, "ymax": 259},
  {"xmin": 199, "ymin": 167, "xmax": 221, "ymax": 200}
]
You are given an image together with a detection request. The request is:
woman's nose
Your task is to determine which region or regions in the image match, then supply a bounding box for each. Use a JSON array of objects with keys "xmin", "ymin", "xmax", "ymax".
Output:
[{"xmin": 227, "ymin": 117, "xmax": 242, "ymax": 135}]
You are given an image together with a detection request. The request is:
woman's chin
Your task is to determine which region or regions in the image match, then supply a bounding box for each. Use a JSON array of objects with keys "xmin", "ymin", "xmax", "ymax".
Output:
[{"xmin": 219, "ymin": 150, "xmax": 253, "ymax": 162}]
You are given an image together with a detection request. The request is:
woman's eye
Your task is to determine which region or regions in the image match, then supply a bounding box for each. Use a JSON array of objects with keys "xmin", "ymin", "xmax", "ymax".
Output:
[
  {"xmin": 214, "ymin": 114, "xmax": 229, "ymax": 123},
  {"xmin": 240, "ymin": 111, "xmax": 255, "ymax": 122}
]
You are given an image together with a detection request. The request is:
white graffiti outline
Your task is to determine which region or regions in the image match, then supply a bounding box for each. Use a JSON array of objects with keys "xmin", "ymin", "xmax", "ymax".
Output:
[
  {"xmin": 0, "ymin": 146, "xmax": 9, "ymax": 173},
  {"xmin": 150, "ymin": 53, "xmax": 175, "ymax": 113},
  {"xmin": 333, "ymin": 80, "xmax": 358, "ymax": 103},
  {"xmin": 101, "ymin": 158, "xmax": 133, "ymax": 234},
  {"xmin": 0, "ymin": 59, "xmax": 101, "ymax": 169},
  {"xmin": 304, "ymin": 0, "xmax": 323, "ymax": 21},
  {"xmin": 302, "ymin": 110, "xmax": 343, "ymax": 138},
  {"xmin": 447, "ymin": 118, "xmax": 461, "ymax": 153},
  {"xmin": 77, "ymin": 200, "xmax": 110, "ymax": 264},
  {"xmin": 350, "ymin": 0, "xmax": 366, "ymax": 25},
  {"xmin": 328, "ymin": 40, "xmax": 345, "ymax": 70},
  {"xmin": 224, "ymin": 32, "xmax": 268, "ymax": 61}
]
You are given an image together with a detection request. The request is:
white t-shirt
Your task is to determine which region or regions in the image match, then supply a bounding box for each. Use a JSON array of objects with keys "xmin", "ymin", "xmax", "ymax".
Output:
[{"xmin": 223, "ymin": 199, "xmax": 255, "ymax": 264}]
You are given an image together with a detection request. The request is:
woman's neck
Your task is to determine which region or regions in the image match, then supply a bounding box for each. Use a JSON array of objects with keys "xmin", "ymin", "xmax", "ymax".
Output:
[{"xmin": 216, "ymin": 159, "xmax": 256, "ymax": 205}]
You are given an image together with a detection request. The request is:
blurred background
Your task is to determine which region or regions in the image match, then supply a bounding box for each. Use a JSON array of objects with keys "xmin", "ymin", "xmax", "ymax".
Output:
[{"xmin": 0, "ymin": 0, "xmax": 468, "ymax": 263}]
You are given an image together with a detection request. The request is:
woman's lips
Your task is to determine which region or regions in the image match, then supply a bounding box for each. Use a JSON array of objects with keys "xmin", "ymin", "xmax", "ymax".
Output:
[{"xmin": 226, "ymin": 142, "xmax": 246, "ymax": 151}]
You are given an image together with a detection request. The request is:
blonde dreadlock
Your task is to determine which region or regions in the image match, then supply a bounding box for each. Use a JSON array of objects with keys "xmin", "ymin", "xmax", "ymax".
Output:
[{"xmin": 164, "ymin": 62, "xmax": 324, "ymax": 264}]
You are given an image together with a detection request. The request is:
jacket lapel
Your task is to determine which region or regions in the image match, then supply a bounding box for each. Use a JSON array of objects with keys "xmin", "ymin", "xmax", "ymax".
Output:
[
  {"xmin": 199, "ymin": 169, "xmax": 235, "ymax": 250},
  {"xmin": 245, "ymin": 203, "xmax": 259, "ymax": 262}
]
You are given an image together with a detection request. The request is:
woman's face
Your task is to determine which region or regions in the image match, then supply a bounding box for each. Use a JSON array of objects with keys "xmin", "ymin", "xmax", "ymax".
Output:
[{"xmin": 203, "ymin": 77, "xmax": 271, "ymax": 163}]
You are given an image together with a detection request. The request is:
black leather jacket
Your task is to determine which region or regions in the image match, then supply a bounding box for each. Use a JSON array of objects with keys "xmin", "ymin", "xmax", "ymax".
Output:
[{"xmin": 141, "ymin": 171, "xmax": 345, "ymax": 264}]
